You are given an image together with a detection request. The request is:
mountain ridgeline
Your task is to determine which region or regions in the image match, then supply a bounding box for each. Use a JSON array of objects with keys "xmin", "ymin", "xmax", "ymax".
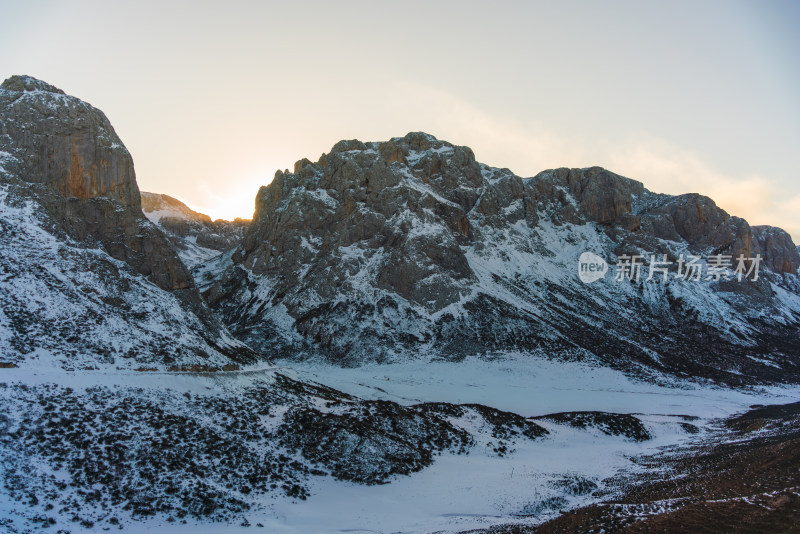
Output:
[
  {"xmin": 201, "ymin": 134, "xmax": 800, "ymax": 384},
  {"xmin": 1, "ymin": 75, "xmax": 799, "ymax": 384}
]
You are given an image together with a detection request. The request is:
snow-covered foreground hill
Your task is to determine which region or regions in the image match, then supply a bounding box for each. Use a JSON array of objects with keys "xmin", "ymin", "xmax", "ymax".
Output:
[
  {"xmin": 261, "ymin": 357, "xmax": 799, "ymax": 533},
  {"xmin": 2, "ymin": 356, "xmax": 796, "ymax": 533}
]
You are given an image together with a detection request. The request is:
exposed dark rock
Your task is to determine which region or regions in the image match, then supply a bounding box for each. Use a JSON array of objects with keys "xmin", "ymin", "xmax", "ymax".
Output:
[
  {"xmin": 752, "ymin": 225, "xmax": 800, "ymax": 274},
  {"xmin": 639, "ymin": 193, "xmax": 754, "ymax": 259},
  {"xmin": 526, "ymin": 166, "xmax": 644, "ymax": 227},
  {"xmin": 0, "ymin": 75, "xmax": 139, "ymax": 207},
  {"xmin": 204, "ymin": 132, "xmax": 800, "ymax": 383},
  {"xmin": 0, "ymin": 75, "xmax": 196, "ymax": 294},
  {"xmin": 533, "ymin": 411, "xmax": 652, "ymax": 442}
]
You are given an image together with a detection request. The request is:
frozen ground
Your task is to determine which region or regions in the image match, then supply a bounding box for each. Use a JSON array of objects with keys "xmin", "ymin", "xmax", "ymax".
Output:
[
  {"xmin": 2, "ymin": 355, "xmax": 797, "ymax": 533},
  {"xmin": 284, "ymin": 354, "xmax": 798, "ymax": 420},
  {"xmin": 260, "ymin": 355, "xmax": 798, "ymax": 532}
]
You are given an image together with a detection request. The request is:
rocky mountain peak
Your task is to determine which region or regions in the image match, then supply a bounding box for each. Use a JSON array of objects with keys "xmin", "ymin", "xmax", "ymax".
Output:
[
  {"xmin": 238, "ymin": 132, "xmax": 488, "ymax": 314},
  {"xmin": 0, "ymin": 74, "xmax": 66, "ymax": 94},
  {"xmin": 203, "ymin": 132, "xmax": 800, "ymax": 380},
  {"xmin": 0, "ymin": 74, "xmax": 139, "ymax": 208},
  {"xmin": 0, "ymin": 76, "xmax": 197, "ymax": 292}
]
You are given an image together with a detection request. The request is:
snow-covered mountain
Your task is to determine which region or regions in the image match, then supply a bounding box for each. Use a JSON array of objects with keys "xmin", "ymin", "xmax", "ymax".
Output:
[
  {"xmin": 0, "ymin": 75, "xmax": 586, "ymax": 532},
  {"xmin": 202, "ymin": 132, "xmax": 800, "ymax": 384},
  {"xmin": 141, "ymin": 192, "xmax": 248, "ymax": 268},
  {"xmin": 2, "ymin": 75, "xmax": 800, "ymax": 533},
  {"xmin": 0, "ymin": 75, "xmax": 255, "ymax": 370}
]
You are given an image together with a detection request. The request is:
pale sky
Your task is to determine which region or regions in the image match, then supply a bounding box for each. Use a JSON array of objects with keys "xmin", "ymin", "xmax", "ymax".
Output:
[{"xmin": 1, "ymin": 1, "xmax": 798, "ymax": 240}]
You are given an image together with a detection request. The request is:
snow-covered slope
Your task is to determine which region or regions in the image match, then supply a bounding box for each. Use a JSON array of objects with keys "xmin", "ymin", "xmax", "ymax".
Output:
[
  {"xmin": 2, "ymin": 357, "xmax": 796, "ymax": 533},
  {"xmin": 204, "ymin": 132, "xmax": 800, "ymax": 384},
  {"xmin": 0, "ymin": 178, "xmax": 252, "ymax": 370},
  {"xmin": 6, "ymin": 357, "xmax": 798, "ymax": 534}
]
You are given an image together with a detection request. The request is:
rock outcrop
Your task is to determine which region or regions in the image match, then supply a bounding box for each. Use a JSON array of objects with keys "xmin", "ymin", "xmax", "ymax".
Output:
[
  {"xmin": 527, "ymin": 169, "xmax": 756, "ymax": 261},
  {"xmin": 0, "ymin": 75, "xmax": 197, "ymax": 294},
  {"xmin": 752, "ymin": 225, "xmax": 800, "ymax": 274},
  {"xmin": 203, "ymin": 132, "xmax": 800, "ymax": 384},
  {"xmin": 0, "ymin": 75, "xmax": 140, "ymax": 207},
  {"xmin": 526, "ymin": 167, "xmax": 644, "ymax": 229}
]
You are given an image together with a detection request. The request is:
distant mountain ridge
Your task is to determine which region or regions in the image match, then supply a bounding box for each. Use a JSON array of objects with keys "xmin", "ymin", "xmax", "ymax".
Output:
[
  {"xmin": 141, "ymin": 192, "xmax": 249, "ymax": 268},
  {"xmin": 1, "ymin": 74, "xmax": 798, "ymax": 385}
]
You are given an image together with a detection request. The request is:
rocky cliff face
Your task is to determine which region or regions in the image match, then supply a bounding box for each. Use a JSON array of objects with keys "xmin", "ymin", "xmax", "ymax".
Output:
[
  {"xmin": 752, "ymin": 225, "xmax": 800, "ymax": 274},
  {"xmin": 204, "ymin": 132, "xmax": 800, "ymax": 384},
  {"xmin": 0, "ymin": 75, "xmax": 197, "ymax": 294},
  {"xmin": 141, "ymin": 192, "xmax": 249, "ymax": 268},
  {"xmin": 0, "ymin": 75, "xmax": 139, "ymax": 207},
  {"xmin": 0, "ymin": 75, "xmax": 256, "ymax": 369},
  {"xmin": 529, "ymin": 168, "xmax": 758, "ymax": 262}
]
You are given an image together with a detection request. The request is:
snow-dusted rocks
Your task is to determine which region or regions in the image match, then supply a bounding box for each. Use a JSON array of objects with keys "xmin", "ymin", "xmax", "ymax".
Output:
[
  {"xmin": 203, "ymin": 132, "xmax": 800, "ymax": 383},
  {"xmin": 0, "ymin": 75, "xmax": 140, "ymax": 207},
  {"xmin": 0, "ymin": 179, "xmax": 255, "ymax": 370},
  {"xmin": 141, "ymin": 192, "xmax": 249, "ymax": 268}
]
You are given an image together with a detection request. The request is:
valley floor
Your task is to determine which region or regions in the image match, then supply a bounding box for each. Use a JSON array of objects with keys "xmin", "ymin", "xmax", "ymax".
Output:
[
  {"xmin": 472, "ymin": 401, "xmax": 800, "ymax": 533},
  {"xmin": 1, "ymin": 354, "xmax": 798, "ymax": 533}
]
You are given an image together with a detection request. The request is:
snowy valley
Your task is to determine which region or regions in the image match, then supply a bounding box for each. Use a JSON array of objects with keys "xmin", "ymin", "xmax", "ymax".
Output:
[{"xmin": 1, "ymin": 75, "xmax": 799, "ymax": 533}]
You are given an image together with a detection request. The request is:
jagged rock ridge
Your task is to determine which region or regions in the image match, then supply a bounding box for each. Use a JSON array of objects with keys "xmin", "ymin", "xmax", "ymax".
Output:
[{"xmin": 204, "ymin": 132, "xmax": 800, "ymax": 384}]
